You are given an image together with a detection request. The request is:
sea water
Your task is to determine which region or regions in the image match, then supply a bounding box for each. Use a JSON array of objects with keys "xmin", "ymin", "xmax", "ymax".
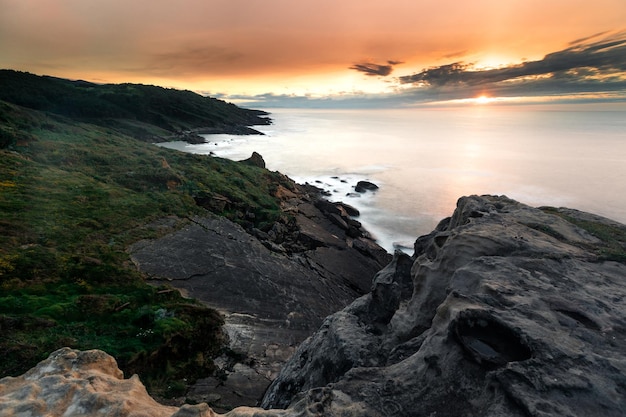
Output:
[{"xmin": 158, "ymin": 103, "xmax": 626, "ymax": 253}]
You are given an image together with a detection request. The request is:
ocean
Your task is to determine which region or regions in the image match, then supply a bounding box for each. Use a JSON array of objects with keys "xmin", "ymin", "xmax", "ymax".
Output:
[{"xmin": 158, "ymin": 103, "xmax": 626, "ymax": 253}]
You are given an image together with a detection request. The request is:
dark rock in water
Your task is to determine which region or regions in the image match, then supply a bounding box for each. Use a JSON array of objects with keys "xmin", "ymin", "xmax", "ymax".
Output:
[
  {"xmin": 354, "ymin": 180, "xmax": 379, "ymax": 193},
  {"xmin": 339, "ymin": 202, "xmax": 360, "ymax": 217},
  {"xmin": 241, "ymin": 151, "xmax": 266, "ymax": 168},
  {"xmin": 313, "ymin": 199, "xmax": 344, "ymax": 216}
]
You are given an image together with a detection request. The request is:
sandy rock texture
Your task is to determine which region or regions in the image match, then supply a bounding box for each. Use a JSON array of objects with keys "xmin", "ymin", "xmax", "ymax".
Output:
[
  {"xmin": 0, "ymin": 348, "xmax": 179, "ymax": 417},
  {"xmin": 0, "ymin": 348, "xmax": 364, "ymax": 417}
]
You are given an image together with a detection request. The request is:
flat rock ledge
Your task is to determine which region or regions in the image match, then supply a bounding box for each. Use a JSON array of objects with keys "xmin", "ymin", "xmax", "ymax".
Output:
[
  {"xmin": 3, "ymin": 195, "xmax": 625, "ymax": 417},
  {"xmin": 128, "ymin": 181, "xmax": 390, "ymax": 410}
]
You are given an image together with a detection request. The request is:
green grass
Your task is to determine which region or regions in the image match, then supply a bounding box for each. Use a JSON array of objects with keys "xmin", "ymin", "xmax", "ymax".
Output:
[
  {"xmin": 0, "ymin": 69, "xmax": 270, "ymax": 139},
  {"xmin": 0, "ymin": 281, "xmax": 224, "ymax": 396},
  {"xmin": 540, "ymin": 207, "xmax": 626, "ymax": 263},
  {"xmin": 0, "ymin": 98, "xmax": 291, "ymax": 396}
]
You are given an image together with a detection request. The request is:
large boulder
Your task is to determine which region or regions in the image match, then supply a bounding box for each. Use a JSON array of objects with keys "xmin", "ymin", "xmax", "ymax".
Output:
[
  {"xmin": 354, "ymin": 180, "xmax": 379, "ymax": 193},
  {"xmin": 0, "ymin": 348, "xmax": 179, "ymax": 417},
  {"xmin": 262, "ymin": 195, "xmax": 626, "ymax": 416}
]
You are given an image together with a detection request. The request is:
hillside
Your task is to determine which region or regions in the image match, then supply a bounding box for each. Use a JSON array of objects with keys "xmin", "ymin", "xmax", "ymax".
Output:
[
  {"xmin": 0, "ymin": 69, "xmax": 270, "ymax": 142},
  {"xmin": 0, "ymin": 77, "xmax": 287, "ymax": 397}
]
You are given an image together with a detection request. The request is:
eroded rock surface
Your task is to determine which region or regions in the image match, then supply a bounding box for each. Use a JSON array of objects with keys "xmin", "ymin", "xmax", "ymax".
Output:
[
  {"xmin": 0, "ymin": 348, "xmax": 367, "ymax": 417},
  {"xmin": 262, "ymin": 195, "xmax": 626, "ymax": 416},
  {"xmin": 0, "ymin": 348, "xmax": 179, "ymax": 417},
  {"xmin": 4, "ymin": 195, "xmax": 625, "ymax": 417}
]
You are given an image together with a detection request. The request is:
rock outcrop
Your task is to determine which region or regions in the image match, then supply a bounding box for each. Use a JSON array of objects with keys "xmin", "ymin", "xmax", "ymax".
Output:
[
  {"xmin": 0, "ymin": 348, "xmax": 179, "ymax": 417},
  {"xmin": 128, "ymin": 181, "xmax": 390, "ymax": 410},
  {"xmin": 261, "ymin": 194, "xmax": 626, "ymax": 416},
  {"xmin": 3, "ymin": 195, "xmax": 625, "ymax": 416},
  {"xmin": 0, "ymin": 348, "xmax": 365, "ymax": 417},
  {"xmin": 241, "ymin": 151, "xmax": 266, "ymax": 168}
]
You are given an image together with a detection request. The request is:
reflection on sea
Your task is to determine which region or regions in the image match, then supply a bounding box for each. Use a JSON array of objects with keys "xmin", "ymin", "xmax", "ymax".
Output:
[{"xmin": 158, "ymin": 103, "xmax": 626, "ymax": 253}]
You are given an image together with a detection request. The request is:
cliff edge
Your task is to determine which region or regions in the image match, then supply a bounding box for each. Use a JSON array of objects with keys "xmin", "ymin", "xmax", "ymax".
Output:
[
  {"xmin": 262, "ymin": 194, "xmax": 626, "ymax": 416},
  {"xmin": 2, "ymin": 195, "xmax": 625, "ymax": 416},
  {"xmin": 128, "ymin": 180, "xmax": 390, "ymax": 410}
]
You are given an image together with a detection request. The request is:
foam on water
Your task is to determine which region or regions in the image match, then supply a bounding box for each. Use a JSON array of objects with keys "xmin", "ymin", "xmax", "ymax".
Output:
[{"xmin": 158, "ymin": 104, "xmax": 626, "ymax": 254}]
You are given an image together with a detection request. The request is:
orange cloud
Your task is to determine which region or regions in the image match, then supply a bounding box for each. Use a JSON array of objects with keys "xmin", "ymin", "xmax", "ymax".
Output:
[{"xmin": 1, "ymin": 0, "xmax": 625, "ymax": 96}]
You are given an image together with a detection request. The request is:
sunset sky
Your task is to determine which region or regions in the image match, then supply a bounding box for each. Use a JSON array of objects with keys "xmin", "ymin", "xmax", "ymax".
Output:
[{"xmin": 1, "ymin": 0, "xmax": 626, "ymax": 107}]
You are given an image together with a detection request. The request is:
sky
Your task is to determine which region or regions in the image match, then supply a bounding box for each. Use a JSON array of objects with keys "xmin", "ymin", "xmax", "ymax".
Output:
[{"xmin": 1, "ymin": 0, "xmax": 626, "ymax": 107}]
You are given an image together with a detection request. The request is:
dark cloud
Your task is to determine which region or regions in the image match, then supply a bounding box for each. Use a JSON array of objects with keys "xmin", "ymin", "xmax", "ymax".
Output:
[
  {"xmin": 350, "ymin": 60, "xmax": 402, "ymax": 76},
  {"xmin": 443, "ymin": 50, "xmax": 468, "ymax": 59},
  {"xmin": 215, "ymin": 75, "xmax": 626, "ymax": 109},
  {"xmin": 568, "ymin": 31, "xmax": 610, "ymax": 46},
  {"xmin": 219, "ymin": 90, "xmax": 414, "ymax": 109},
  {"xmin": 398, "ymin": 75, "xmax": 626, "ymax": 104},
  {"xmin": 223, "ymin": 32, "xmax": 626, "ymax": 109},
  {"xmin": 399, "ymin": 31, "xmax": 626, "ymax": 92},
  {"xmin": 350, "ymin": 62, "xmax": 393, "ymax": 76}
]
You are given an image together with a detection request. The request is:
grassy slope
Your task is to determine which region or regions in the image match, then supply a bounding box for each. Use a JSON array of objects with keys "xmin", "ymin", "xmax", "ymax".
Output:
[
  {"xmin": 0, "ymin": 90, "xmax": 289, "ymax": 397},
  {"xmin": 0, "ymin": 69, "xmax": 270, "ymax": 140}
]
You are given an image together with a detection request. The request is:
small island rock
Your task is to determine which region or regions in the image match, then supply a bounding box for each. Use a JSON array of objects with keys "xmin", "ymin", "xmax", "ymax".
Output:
[{"xmin": 354, "ymin": 180, "xmax": 379, "ymax": 192}]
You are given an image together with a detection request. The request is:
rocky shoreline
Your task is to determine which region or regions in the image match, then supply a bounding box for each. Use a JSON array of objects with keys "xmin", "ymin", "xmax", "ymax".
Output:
[
  {"xmin": 128, "ymin": 174, "xmax": 391, "ymax": 411},
  {"xmin": 2, "ymin": 195, "xmax": 625, "ymax": 416},
  {"xmin": 162, "ymin": 121, "xmax": 271, "ymax": 144}
]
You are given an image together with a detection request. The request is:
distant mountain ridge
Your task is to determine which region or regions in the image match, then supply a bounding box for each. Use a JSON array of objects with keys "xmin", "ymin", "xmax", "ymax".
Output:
[{"xmin": 0, "ymin": 69, "xmax": 270, "ymax": 140}]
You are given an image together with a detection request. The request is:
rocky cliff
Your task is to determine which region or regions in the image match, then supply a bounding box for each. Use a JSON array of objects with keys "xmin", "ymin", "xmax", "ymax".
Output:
[
  {"xmin": 128, "ymin": 181, "xmax": 390, "ymax": 410},
  {"xmin": 2, "ymin": 195, "xmax": 625, "ymax": 416},
  {"xmin": 261, "ymin": 194, "xmax": 626, "ymax": 416}
]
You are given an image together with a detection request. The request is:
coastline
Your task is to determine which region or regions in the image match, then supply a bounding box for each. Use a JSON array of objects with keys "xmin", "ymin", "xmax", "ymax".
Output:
[
  {"xmin": 177, "ymin": 106, "xmax": 626, "ymax": 254},
  {"xmin": 156, "ymin": 138, "xmax": 418, "ymax": 254},
  {"xmin": 5, "ymin": 195, "xmax": 626, "ymax": 416},
  {"xmin": 128, "ymin": 173, "xmax": 391, "ymax": 411}
]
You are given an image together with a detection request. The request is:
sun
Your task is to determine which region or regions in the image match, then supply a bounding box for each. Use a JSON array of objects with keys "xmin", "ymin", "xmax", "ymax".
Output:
[{"xmin": 475, "ymin": 95, "xmax": 494, "ymax": 104}]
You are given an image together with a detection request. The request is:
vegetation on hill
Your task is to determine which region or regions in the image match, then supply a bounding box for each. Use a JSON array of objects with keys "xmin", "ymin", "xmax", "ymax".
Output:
[
  {"xmin": 0, "ymin": 69, "xmax": 270, "ymax": 140},
  {"xmin": 0, "ymin": 73, "xmax": 291, "ymax": 398}
]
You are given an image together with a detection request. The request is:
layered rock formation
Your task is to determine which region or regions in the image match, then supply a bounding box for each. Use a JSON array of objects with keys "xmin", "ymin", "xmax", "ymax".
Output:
[
  {"xmin": 128, "ymin": 181, "xmax": 390, "ymax": 410},
  {"xmin": 2, "ymin": 195, "xmax": 625, "ymax": 416}
]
